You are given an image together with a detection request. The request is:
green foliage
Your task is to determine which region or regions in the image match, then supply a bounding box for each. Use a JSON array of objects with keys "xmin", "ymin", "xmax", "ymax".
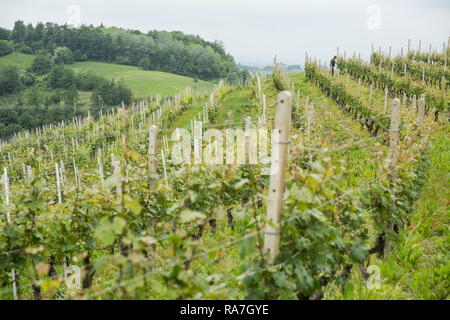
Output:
[
  {"xmin": 0, "ymin": 40, "xmax": 13, "ymax": 56},
  {"xmin": 31, "ymin": 54, "xmax": 53, "ymax": 75},
  {"xmin": 26, "ymin": 86, "xmax": 43, "ymax": 105},
  {"xmin": 12, "ymin": 20, "xmax": 26, "ymax": 44},
  {"xmin": 272, "ymin": 72, "xmax": 287, "ymax": 91},
  {"xmin": 0, "ymin": 28, "xmax": 11, "ymax": 41},
  {"xmin": 0, "ymin": 66, "xmax": 21, "ymax": 95},
  {"xmin": 20, "ymin": 71, "xmax": 36, "ymax": 86},
  {"xmin": 63, "ymin": 86, "xmax": 79, "ymax": 105},
  {"xmin": 74, "ymin": 71, "xmax": 102, "ymax": 91},
  {"xmin": 49, "ymin": 65, "xmax": 75, "ymax": 89},
  {"xmin": 52, "ymin": 47, "xmax": 74, "ymax": 65},
  {"xmin": 137, "ymin": 57, "xmax": 151, "ymax": 70},
  {"xmin": 244, "ymin": 159, "xmax": 369, "ymax": 299},
  {"xmin": 91, "ymin": 79, "xmax": 132, "ymax": 107}
]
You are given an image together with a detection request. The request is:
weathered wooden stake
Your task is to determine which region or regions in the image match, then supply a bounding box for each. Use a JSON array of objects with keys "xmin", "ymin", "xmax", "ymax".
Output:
[
  {"xmin": 98, "ymin": 148, "xmax": 104, "ymax": 187},
  {"xmin": 55, "ymin": 163, "xmax": 62, "ymax": 204},
  {"xmin": 389, "ymin": 99, "xmax": 400, "ymax": 170},
  {"xmin": 417, "ymin": 94, "xmax": 425, "ymax": 130},
  {"xmin": 60, "ymin": 160, "xmax": 64, "ymax": 187},
  {"xmin": 384, "ymin": 88, "xmax": 388, "ymax": 112},
  {"xmin": 161, "ymin": 149, "xmax": 168, "ymax": 184},
  {"xmin": 264, "ymin": 91, "xmax": 292, "ymax": 263},
  {"xmin": 112, "ymin": 157, "xmax": 122, "ymax": 199},
  {"xmin": 4, "ymin": 167, "xmax": 16, "ymax": 300}
]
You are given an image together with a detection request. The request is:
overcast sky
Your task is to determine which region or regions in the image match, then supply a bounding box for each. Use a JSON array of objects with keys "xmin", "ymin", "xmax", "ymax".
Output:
[{"xmin": 0, "ymin": 0, "xmax": 449, "ymax": 66}]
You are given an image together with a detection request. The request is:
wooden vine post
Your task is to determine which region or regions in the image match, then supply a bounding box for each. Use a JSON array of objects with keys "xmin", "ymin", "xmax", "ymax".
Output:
[
  {"xmin": 417, "ymin": 95, "xmax": 425, "ymax": 131},
  {"xmin": 161, "ymin": 149, "xmax": 168, "ymax": 184},
  {"xmin": 55, "ymin": 163, "xmax": 62, "ymax": 204},
  {"xmin": 384, "ymin": 88, "xmax": 388, "ymax": 112},
  {"xmin": 245, "ymin": 116, "xmax": 251, "ymax": 163},
  {"xmin": 97, "ymin": 148, "xmax": 104, "ymax": 187},
  {"xmin": 4, "ymin": 167, "xmax": 17, "ymax": 300},
  {"xmin": 264, "ymin": 91, "xmax": 292, "ymax": 263},
  {"xmin": 112, "ymin": 156, "xmax": 122, "ymax": 200},
  {"xmin": 389, "ymin": 99, "xmax": 400, "ymax": 171},
  {"xmin": 148, "ymin": 125, "xmax": 157, "ymax": 189}
]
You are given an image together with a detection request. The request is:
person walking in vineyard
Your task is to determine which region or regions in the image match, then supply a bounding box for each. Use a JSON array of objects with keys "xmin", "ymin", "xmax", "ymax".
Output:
[{"xmin": 330, "ymin": 55, "xmax": 337, "ymax": 76}]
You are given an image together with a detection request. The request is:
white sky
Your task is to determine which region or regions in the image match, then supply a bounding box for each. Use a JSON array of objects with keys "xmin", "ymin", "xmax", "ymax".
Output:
[{"xmin": 0, "ymin": 0, "xmax": 449, "ymax": 66}]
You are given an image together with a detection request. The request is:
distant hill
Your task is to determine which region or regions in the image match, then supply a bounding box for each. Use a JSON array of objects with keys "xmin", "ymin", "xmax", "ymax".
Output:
[
  {"xmin": 0, "ymin": 21, "xmax": 241, "ymax": 82},
  {"xmin": 0, "ymin": 52, "xmax": 34, "ymax": 70},
  {"xmin": 66, "ymin": 61, "xmax": 214, "ymax": 98},
  {"xmin": 0, "ymin": 53, "xmax": 214, "ymax": 100}
]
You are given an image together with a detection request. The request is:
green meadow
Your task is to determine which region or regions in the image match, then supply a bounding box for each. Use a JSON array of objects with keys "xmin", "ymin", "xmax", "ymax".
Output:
[
  {"xmin": 66, "ymin": 61, "xmax": 214, "ymax": 98},
  {"xmin": 0, "ymin": 53, "xmax": 214, "ymax": 99}
]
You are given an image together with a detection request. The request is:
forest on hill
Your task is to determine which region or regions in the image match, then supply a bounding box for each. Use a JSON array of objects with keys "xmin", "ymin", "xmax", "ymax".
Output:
[{"xmin": 0, "ymin": 21, "xmax": 241, "ymax": 81}]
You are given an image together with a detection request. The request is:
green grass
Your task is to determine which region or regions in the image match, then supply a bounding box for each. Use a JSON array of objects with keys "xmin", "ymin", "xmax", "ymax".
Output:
[
  {"xmin": 0, "ymin": 52, "xmax": 35, "ymax": 71},
  {"xmin": 66, "ymin": 61, "xmax": 214, "ymax": 98},
  {"xmin": 215, "ymin": 87, "xmax": 256, "ymax": 124}
]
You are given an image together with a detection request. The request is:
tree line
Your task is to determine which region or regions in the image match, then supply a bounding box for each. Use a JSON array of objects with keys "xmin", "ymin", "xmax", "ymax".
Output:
[{"xmin": 0, "ymin": 21, "xmax": 241, "ymax": 81}]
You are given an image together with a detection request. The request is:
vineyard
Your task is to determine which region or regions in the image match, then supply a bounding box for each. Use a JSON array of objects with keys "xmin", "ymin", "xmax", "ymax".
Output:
[{"xmin": 0, "ymin": 40, "xmax": 448, "ymax": 301}]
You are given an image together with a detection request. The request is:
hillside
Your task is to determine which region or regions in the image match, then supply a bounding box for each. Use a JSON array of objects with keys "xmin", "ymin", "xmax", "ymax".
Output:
[
  {"xmin": 66, "ymin": 61, "xmax": 214, "ymax": 98},
  {"xmin": 0, "ymin": 52, "xmax": 34, "ymax": 70},
  {"xmin": 0, "ymin": 52, "xmax": 214, "ymax": 99},
  {"xmin": 0, "ymin": 21, "xmax": 241, "ymax": 81}
]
